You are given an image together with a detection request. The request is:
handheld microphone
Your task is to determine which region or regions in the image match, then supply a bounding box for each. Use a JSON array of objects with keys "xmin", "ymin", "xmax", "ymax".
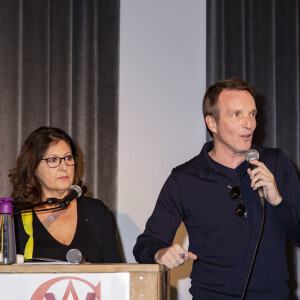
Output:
[
  {"xmin": 245, "ymin": 149, "xmax": 265, "ymax": 207},
  {"xmin": 59, "ymin": 185, "xmax": 82, "ymax": 208}
]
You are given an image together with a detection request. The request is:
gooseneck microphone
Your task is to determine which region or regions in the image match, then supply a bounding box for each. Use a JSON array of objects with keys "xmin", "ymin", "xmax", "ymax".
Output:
[
  {"xmin": 14, "ymin": 185, "xmax": 82, "ymax": 214},
  {"xmin": 59, "ymin": 185, "xmax": 82, "ymax": 208},
  {"xmin": 245, "ymin": 149, "xmax": 265, "ymax": 207}
]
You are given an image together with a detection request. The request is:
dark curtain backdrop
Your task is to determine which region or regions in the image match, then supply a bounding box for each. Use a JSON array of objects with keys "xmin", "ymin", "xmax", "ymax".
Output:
[
  {"xmin": 207, "ymin": 0, "xmax": 300, "ymax": 298},
  {"xmin": 0, "ymin": 0, "xmax": 120, "ymax": 212}
]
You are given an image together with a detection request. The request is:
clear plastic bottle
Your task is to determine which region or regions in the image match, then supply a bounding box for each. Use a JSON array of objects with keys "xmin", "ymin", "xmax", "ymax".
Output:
[{"xmin": 0, "ymin": 198, "xmax": 16, "ymax": 264}]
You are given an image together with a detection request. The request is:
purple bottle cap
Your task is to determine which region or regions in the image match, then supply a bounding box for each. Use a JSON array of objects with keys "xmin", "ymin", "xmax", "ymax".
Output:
[{"xmin": 0, "ymin": 198, "xmax": 14, "ymax": 214}]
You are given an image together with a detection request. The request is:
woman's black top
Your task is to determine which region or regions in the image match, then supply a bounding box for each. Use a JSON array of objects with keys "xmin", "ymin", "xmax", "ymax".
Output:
[{"xmin": 14, "ymin": 196, "xmax": 122, "ymax": 263}]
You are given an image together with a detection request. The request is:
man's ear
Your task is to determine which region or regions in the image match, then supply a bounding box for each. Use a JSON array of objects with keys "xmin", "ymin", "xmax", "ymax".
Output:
[{"xmin": 205, "ymin": 115, "xmax": 217, "ymax": 134}]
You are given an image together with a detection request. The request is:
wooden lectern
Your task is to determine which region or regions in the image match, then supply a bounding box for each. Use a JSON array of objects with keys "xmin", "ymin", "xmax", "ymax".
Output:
[{"xmin": 0, "ymin": 263, "xmax": 169, "ymax": 300}]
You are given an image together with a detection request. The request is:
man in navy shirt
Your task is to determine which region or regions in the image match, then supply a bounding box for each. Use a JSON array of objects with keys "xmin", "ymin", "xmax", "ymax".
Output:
[{"xmin": 133, "ymin": 78, "xmax": 300, "ymax": 299}]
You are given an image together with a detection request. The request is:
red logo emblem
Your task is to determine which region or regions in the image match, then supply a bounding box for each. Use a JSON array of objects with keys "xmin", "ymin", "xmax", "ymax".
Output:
[{"xmin": 30, "ymin": 276, "xmax": 101, "ymax": 300}]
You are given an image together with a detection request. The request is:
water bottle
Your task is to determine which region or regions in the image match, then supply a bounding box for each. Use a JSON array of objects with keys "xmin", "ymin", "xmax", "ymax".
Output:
[{"xmin": 0, "ymin": 198, "xmax": 16, "ymax": 264}]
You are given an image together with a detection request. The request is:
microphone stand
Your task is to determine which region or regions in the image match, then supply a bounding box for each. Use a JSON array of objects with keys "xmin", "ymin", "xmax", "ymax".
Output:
[{"xmin": 14, "ymin": 197, "xmax": 73, "ymax": 215}]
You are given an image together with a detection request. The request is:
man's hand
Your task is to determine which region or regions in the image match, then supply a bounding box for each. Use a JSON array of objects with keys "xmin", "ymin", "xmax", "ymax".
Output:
[
  {"xmin": 154, "ymin": 243, "xmax": 197, "ymax": 269},
  {"xmin": 247, "ymin": 160, "xmax": 282, "ymax": 206}
]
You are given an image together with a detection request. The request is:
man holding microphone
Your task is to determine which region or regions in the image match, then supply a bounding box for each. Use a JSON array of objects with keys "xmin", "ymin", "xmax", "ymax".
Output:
[{"xmin": 134, "ymin": 78, "xmax": 300, "ymax": 299}]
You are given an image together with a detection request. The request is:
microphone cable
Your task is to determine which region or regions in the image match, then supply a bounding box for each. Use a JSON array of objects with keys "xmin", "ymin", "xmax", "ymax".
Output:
[{"xmin": 241, "ymin": 198, "xmax": 266, "ymax": 299}]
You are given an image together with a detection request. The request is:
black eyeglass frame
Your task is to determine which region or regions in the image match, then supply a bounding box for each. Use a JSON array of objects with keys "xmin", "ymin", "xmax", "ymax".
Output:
[
  {"xmin": 41, "ymin": 155, "xmax": 78, "ymax": 168},
  {"xmin": 230, "ymin": 185, "xmax": 247, "ymax": 218}
]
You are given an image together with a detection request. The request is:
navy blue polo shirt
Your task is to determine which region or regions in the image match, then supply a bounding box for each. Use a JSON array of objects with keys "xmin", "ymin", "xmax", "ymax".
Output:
[{"xmin": 133, "ymin": 141, "xmax": 300, "ymax": 299}]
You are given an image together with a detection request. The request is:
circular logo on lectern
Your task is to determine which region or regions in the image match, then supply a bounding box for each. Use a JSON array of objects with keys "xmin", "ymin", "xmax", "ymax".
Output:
[{"xmin": 30, "ymin": 276, "xmax": 101, "ymax": 300}]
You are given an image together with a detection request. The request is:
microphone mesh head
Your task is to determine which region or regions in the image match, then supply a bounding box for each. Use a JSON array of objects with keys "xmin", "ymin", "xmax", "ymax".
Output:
[
  {"xmin": 69, "ymin": 185, "xmax": 82, "ymax": 198},
  {"xmin": 66, "ymin": 249, "xmax": 82, "ymax": 264},
  {"xmin": 245, "ymin": 149, "xmax": 259, "ymax": 162}
]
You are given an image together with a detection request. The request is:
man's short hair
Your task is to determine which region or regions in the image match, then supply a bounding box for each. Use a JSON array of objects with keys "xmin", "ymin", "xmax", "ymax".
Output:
[{"xmin": 202, "ymin": 78, "xmax": 256, "ymax": 137}]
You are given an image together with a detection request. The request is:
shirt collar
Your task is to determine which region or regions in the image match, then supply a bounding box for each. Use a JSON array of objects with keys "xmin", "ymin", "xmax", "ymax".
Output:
[{"xmin": 197, "ymin": 141, "xmax": 252, "ymax": 183}]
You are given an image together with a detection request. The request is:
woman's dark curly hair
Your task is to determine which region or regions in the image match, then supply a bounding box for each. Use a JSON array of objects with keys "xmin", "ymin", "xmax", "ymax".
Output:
[{"xmin": 9, "ymin": 126, "xmax": 85, "ymax": 208}]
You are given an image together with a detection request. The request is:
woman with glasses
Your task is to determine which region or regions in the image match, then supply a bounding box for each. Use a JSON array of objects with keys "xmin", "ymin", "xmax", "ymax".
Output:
[{"xmin": 10, "ymin": 126, "xmax": 121, "ymax": 263}]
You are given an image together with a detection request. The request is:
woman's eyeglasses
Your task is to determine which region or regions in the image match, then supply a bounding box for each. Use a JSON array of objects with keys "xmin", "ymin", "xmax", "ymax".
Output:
[
  {"xmin": 41, "ymin": 155, "xmax": 77, "ymax": 168},
  {"xmin": 230, "ymin": 185, "xmax": 247, "ymax": 218}
]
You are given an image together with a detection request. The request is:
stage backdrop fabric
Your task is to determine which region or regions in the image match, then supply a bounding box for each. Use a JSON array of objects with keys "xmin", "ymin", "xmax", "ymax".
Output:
[
  {"xmin": 0, "ymin": 0, "xmax": 120, "ymax": 211},
  {"xmin": 207, "ymin": 1, "xmax": 300, "ymax": 298}
]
